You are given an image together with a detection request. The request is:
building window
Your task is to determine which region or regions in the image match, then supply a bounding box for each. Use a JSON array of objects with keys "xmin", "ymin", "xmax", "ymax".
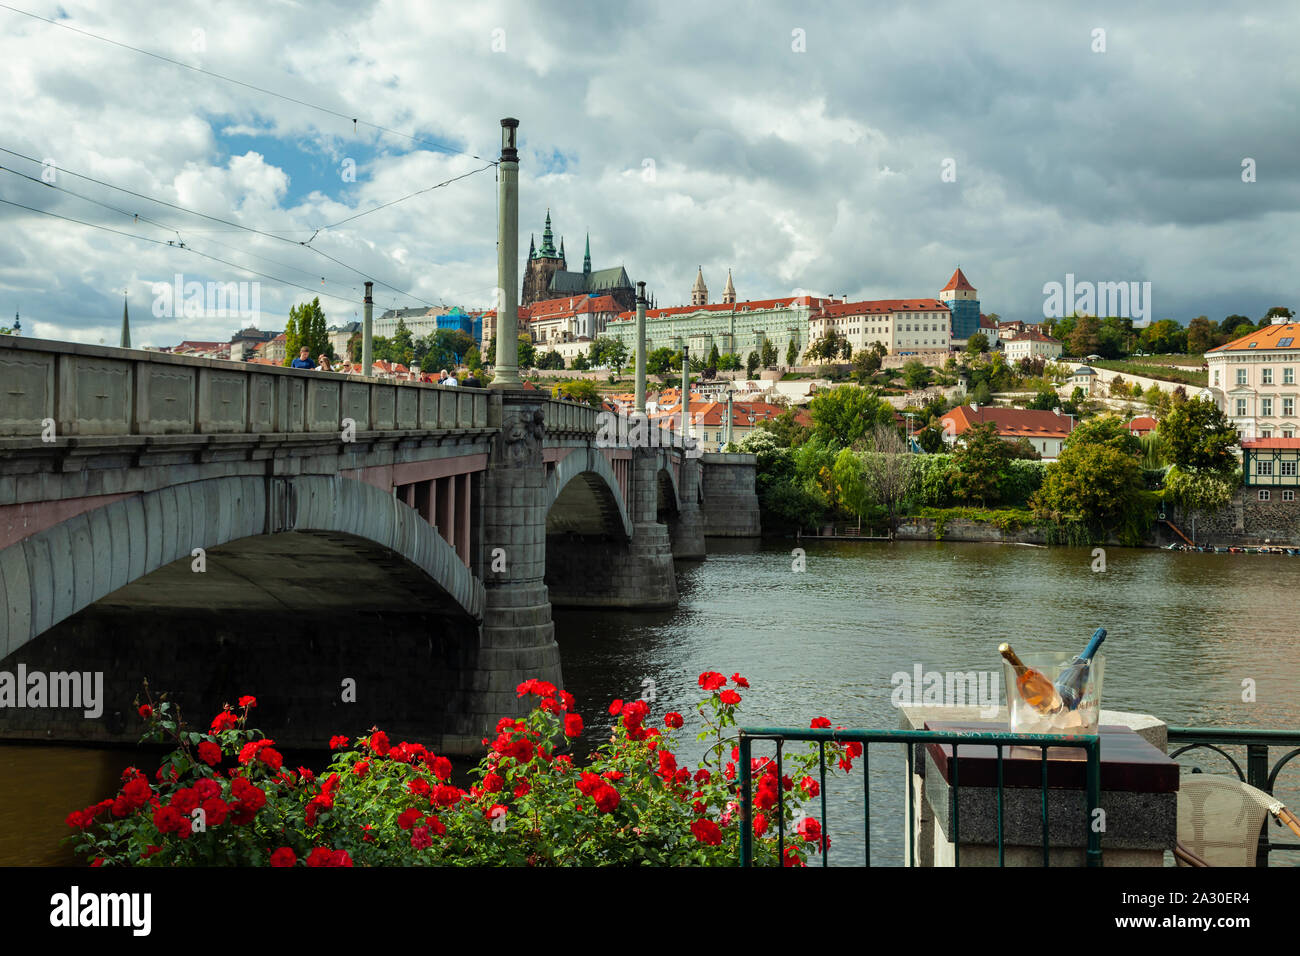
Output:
[
  {"xmin": 1286, "ymin": 399, "xmax": 1295, "ymax": 417},
  {"xmin": 1286, "ymin": 490, "xmax": 1296, "ymax": 501},
  {"xmin": 1258, "ymin": 460, "xmax": 1274, "ymax": 476},
  {"xmin": 1236, "ymin": 399, "xmax": 1248, "ymax": 416},
  {"xmin": 1286, "ymin": 430, "xmax": 1296, "ymax": 438},
  {"xmin": 1287, "ymin": 368, "xmax": 1296, "ymax": 385},
  {"xmin": 1262, "ymin": 398, "xmax": 1273, "ymax": 416},
  {"xmin": 1213, "ymin": 370, "xmax": 1220, "ymax": 386},
  {"xmin": 1262, "ymin": 368, "xmax": 1274, "ymax": 385},
  {"xmin": 1260, "ymin": 490, "xmax": 1271, "ymax": 501},
  {"xmin": 1237, "ymin": 369, "xmax": 1248, "ymax": 385},
  {"xmin": 1283, "ymin": 461, "xmax": 1298, "ymax": 477}
]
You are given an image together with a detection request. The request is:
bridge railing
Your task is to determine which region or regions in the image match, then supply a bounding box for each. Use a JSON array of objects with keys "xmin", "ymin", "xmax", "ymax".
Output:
[{"xmin": 0, "ymin": 336, "xmax": 490, "ymax": 437}]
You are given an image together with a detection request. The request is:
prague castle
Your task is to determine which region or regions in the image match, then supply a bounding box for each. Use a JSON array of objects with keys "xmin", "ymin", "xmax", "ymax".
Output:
[{"xmin": 521, "ymin": 210, "xmax": 636, "ymax": 313}]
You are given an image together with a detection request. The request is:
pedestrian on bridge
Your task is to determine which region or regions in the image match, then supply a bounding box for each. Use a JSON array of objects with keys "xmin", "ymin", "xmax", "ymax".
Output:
[{"xmin": 291, "ymin": 347, "xmax": 314, "ymax": 369}]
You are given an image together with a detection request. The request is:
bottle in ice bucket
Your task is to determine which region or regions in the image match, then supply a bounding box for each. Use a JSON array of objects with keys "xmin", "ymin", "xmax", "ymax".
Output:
[
  {"xmin": 1053, "ymin": 627, "xmax": 1106, "ymax": 710},
  {"xmin": 998, "ymin": 643, "xmax": 1063, "ymax": 715}
]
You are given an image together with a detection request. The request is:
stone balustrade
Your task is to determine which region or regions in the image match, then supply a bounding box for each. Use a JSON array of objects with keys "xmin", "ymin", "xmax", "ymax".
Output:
[{"xmin": 0, "ymin": 336, "xmax": 489, "ymax": 438}]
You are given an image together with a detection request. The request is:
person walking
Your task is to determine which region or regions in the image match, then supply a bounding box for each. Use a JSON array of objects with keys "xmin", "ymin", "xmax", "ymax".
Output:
[{"xmin": 291, "ymin": 346, "xmax": 314, "ymax": 369}]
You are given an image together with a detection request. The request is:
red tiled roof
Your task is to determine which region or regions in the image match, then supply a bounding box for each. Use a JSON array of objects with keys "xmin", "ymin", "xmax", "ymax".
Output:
[
  {"xmin": 941, "ymin": 268, "xmax": 975, "ymax": 293},
  {"xmin": 1126, "ymin": 416, "xmax": 1158, "ymax": 431},
  {"xmin": 1242, "ymin": 438, "xmax": 1300, "ymax": 449},
  {"xmin": 612, "ymin": 295, "xmax": 831, "ymax": 323},
  {"xmin": 1004, "ymin": 330, "xmax": 1060, "ymax": 344},
  {"xmin": 819, "ymin": 299, "xmax": 949, "ymax": 317},
  {"xmin": 1207, "ymin": 322, "xmax": 1300, "ymax": 353},
  {"xmin": 527, "ymin": 295, "xmax": 622, "ymax": 322},
  {"xmin": 941, "ymin": 405, "xmax": 1074, "ymax": 440}
]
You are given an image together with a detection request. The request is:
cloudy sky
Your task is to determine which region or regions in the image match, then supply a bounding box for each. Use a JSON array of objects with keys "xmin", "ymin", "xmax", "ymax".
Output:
[{"xmin": 1, "ymin": 0, "xmax": 1297, "ymax": 347}]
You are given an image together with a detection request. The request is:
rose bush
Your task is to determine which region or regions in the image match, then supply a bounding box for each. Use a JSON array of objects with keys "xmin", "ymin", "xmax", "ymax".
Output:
[{"xmin": 65, "ymin": 673, "xmax": 857, "ymax": 867}]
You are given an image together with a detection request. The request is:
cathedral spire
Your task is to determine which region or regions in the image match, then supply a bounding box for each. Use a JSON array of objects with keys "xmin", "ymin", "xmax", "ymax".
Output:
[
  {"xmin": 528, "ymin": 233, "xmax": 535, "ymax": 259},
  {"xmin": 723, "ymin": 268, "xmax": 736, "ymax": 305},
  {"xmin": 691, "ymin": 266, "xmax": 708, "ymax": 307},
  {"xmin": 583, "ymin": 233, "xmax": 591, "ymax": 275},
  {"xmin": 120, "ymin": 295, "xmax": 131, "ymax": 348},
  {"xmin": 559, "ymin": 236, "xmax": 565, "ymax": 262},
  {"xmin": 538, "ymin": 209, "xmax": 558, "ymax": 258}
]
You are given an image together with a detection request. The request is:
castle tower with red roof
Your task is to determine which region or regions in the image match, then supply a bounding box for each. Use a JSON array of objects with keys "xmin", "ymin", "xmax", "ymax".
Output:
[{"xmin": 939, "ymin": 267, "xmax": 981, "ymax": 340}]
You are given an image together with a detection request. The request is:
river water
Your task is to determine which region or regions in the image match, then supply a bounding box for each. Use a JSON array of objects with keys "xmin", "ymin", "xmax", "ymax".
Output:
[{"xmin": 5, "ymin": 539, "xmax": 1299, "ymax": 866}]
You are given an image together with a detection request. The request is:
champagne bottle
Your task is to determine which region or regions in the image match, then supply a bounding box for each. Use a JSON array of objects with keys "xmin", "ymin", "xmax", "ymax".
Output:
[
  {"xmin": 999, "ymin": 643, "xmax": 1063, "ymax": 715},
  {"xmin": 1054, "ymin": 627, "xmax": 1106, "ymax": 710}
]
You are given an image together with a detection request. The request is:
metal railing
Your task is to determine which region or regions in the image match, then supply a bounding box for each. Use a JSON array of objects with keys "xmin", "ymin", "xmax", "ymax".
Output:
[
  {"xmin": 1167, "ymin": 727, "xmax": 1300, "ymax": 866},
  {"xmin": 737, "ymin": 727, "xmax": 1102, "ymax": 867}
]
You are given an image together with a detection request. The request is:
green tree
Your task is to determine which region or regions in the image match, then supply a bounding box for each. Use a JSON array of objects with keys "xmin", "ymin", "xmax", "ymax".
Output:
[
  {"xmin": 392, "ymin": 318, "xmax": 414, "ymax": 365},
  {"xmin": 746, "ymin": 351, "xmax": 760, "ymax": 377},
  {"xmin": 1066, "ymin": 415, "xmax": 1141, "ymax": 457},
  {"xmin": 916, "ymin": 424, "xmax": 945, "ymax": 454},
  {"xmin": 1157, "ymin": 397, "xmax": 1238, "ymax": 473},
  {"xmin": 706, "ymin": 343, "xmax": 721, "ymax": 372},
  {"xmin": 1032, "ymin": 441, "xmax": 1152, "ymax": 545},
  {"xmin": 965, "ymin": 332, "xmax": 989, "ymax": 355},
  {"xmin": 518, "ymin": 334, "xmax": 536, "ymax": 369},
  {"xmin": 285, "ymin": 298, "xmax": 331, "ymax": 365},
  {"xmin": 756, "ymin": 407, "xmax": 811, "ymax": 448},
  {"xmin": 786, "ymin": 339, "xmax": 800, "ymax": 366},
  {"xmin": 1067, "ymin": 315, "xmax": 1101, "ymax": 357},
  {"xmin": 466, "ymin": 345, "xmax": 482, "ymax": 372},
  {"xmin": 950, "ymin": 421, "xmax": 1009, "ymax": 506},
  {"xmin": 536, "ymin": 350, "xmax": 565, "ymax": 370},
  {"xmin": 970, "ymin": 380, "xmax": 992, "ymax": 405},
  {"xmin": 832, "ymin": 448, "xmax": 871, "ymax": 524},
  {"xmin": 484, "ymin": 337, "xmax": 496, "ymax": 365},
  {"xmin": 902, "ymin": 360, "xmax": 931, "ymax": 390},
  {"xmin": 551, "ymin": 379, "xmax": 602, "ymax": 407},
  {"xmin": 808, "ymin": 385, "xmax": 893, "ymax": 449},
  {"xmin": 852, "ymin": 349, "xmax": 882, "ymax": 382},
  {"xmin": 647, "ymin": 347, "xmax": 677, "ymax": 379},
  {"xmin": 1186, "ymin": 316, "xmax": 1214, "ymax": 354},
  {"xmin": 761, "ymin": 340, "xmax": 778, "ymax": 368},
  {"xmin": 571, "ymin": 351, "xmax": 590, "ymax": 371}
]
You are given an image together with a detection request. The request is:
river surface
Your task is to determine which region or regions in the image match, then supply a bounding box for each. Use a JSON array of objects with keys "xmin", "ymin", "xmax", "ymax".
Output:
[{"xmin": 4, "ymin": 539, "xmax": 1299, "ymax": 866}]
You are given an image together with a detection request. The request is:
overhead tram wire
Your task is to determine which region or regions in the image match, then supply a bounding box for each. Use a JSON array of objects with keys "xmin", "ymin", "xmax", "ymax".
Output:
[
  {"xmin": 0, "ymin": 3, "xmax": 496, "ymax": 163},
  {"xmin": 0, "ymin": 164, "xmax": 373, "ymax": 302},
  {"xmin": 0, "ymin": 145, "xmax": 446, "ymax": 307},
  {"xmin": 0, "ymin": 195, "xmax": 379, "ymax": 310}
]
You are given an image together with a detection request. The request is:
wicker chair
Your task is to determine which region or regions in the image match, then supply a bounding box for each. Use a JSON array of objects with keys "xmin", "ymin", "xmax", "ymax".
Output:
[{"xmin": 1175, "ymin": 775, "xmax": 1300, "ymax": 867}]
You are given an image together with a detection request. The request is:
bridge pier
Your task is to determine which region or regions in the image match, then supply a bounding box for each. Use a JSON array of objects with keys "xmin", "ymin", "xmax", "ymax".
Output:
[{"xmin": 669, "ymin": 456, "xmax": 706, "ymax": 560}]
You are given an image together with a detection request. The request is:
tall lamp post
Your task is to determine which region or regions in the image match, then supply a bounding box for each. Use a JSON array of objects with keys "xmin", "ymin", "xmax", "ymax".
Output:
[{"xmin": 491, "ymin": 118, "xmax": 522, "ymax": 389}]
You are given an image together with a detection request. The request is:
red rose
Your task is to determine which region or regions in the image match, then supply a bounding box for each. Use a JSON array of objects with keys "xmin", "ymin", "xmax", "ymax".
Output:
[
  {"xmin": 608, "ymin": 699, "xmax": 623, "ymax": 716},
  {"xmin": 270, "ymin": 847, "xmax": 296, "ymax": 867},
  {"xmin": 483, "ymin": 772, "xmax": 504, "ymax": 793},
  {"xmin": 238, "ymin": 696, "xmax": 257, "ymax": 708},
  {"xmin": 694, "ymin": 768, "xmax": 711, "ymax": 785},
  {"xmin": 138, "ymin": 704, "xmax": 152, "ymax": 719},
  {"xmin": 352, "ymin": 760, "xmax": 370, "ymax": 777},
  {"xmin": 430, "ymin": 755, "xmax": 452, "ymax": 781},
  {"xmin": 731, "ymin": 673, "xmax": 750, "ymax": 688},
  {"xmin": 368, "ymin": 731, "xmax": 390, "ymax": 756},
  {"xmin": 410, "ymin": 826, "xmax": 433, "ymax": 850},
  {"xmin": 718, "ymin": 690, "xmax": 742, "ymax": 706},
  {"xmin": 513, "ymin": 781, "xmax": 531, "ymax": 799},
  {"xmin": 152, "ymin": 805, "xmax": 184, "ymax": 834},
  {"xmin": 515, "ymin": 678, "xmax": 557, "ymax": 698},
  {"xmin": 329, "ymin": 735, "xmax": 350, "ymax": 750},
  {"xmin": 485, "ymin": 804, "xmax": 508, "ymax": 823},
  {"xmin": 197, "ymin": 741, "xmax": 222, "ymax": 766},
  {"xmin": 563, "ymin": 713, "xmax": 583, "ymax": 737},
  {"xmin": 426, "ymin": 814, "xmax": 447, "ymax": 836},
  {"xmin": 593, "ymin": 784, "xmax": 620, "ymax": 813},
  {"xmin": 698, "ymin": 671, "xmax": 727, "ymax": 691},
  {"xmin": 753, "ymin": 813, "xmax": 769, "ymax": 836},
  {"xmin": 210, "ymin": 711, "xmax": 237, "ymax": 734},
  {"xmin": 397, "ymin": 807, "xmax": 423, "ymax": 830},
  {"xmin": 122, "ymin": 776, "xmax": 152, "ymax": 809},
  {"xmin": 305, "ymin": 847, "xmax": 334, "ymax": 867},
  {"xmin": 800, "ymin": 776, "xmax": 820, "ymax": 798},
  {"xmin": 202, "ymin": 796, "xmax": 229, "ymax": 827},
  {"xmin": 141, "ymin": 845, "xmax": 162, "ymax": 859},
  {"xmin": 691, "ymin": 819, "xmax": 723, "ymax": 845},
  {"xmin": 658, "ymin": 751, "xmax": 677, "ymax": 779},
  {"xmin": 560, "ymin": 690, "xmax": 575, "ymax": 711},
  {"xmin": 810, "ymin": 717, "xmax": 832, "ymax": 729},
  {"xmin": 664, "ymin": 712, "xmax": 684, "ymax": 728}
]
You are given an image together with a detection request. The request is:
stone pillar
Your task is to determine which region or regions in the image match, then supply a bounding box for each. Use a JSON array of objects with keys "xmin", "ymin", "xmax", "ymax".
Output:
[
  {"xmin": 670, "ymin": 454, "xmax": 706, "ymax": 560},
  {"xmin": 699, "ymin": 453, "xmax": 761, "ymax": 536},
  {"xmin": 462, "ymin": 390, "xmax": 562, "ymax": 748},
  {"xmin": 362, "ymin": 281, "xmax": 373, "ymax": 377},
  {"xmin": 491, "ymin": 119, "xmax": 523, "ymax": 389},
  {"xmin": 623, "ymin": 447, "xmax": 680, "ymax": 607},
  {"xmin": 634, "ymin": 281, "xmax": 647, "ymax": 413}
]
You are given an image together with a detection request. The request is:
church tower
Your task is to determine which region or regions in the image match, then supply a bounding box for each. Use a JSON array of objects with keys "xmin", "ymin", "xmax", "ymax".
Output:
[
  {"xmin": 939, "ymin": 267, "xmax": 980, "ymax": 340},
  {"xmin": 722, "ymin": 269, "xmax": 736, "ymax": 305},
  {"xmin": 691, "ymin": 266, "xmax": 708, "ymax": 307},
  {"xmin": 522, "ymin": 209, "xmax": 566, "ymax": 307}
]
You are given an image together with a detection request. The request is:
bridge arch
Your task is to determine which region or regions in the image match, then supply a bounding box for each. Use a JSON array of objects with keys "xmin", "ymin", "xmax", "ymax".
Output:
[
  {"xmin": 545, "ymin": 448, "xmax": 633, "ymax": 539},
  {"xmin": 0, "ymin": 474, "xmax": 483, "ymax": 660}
]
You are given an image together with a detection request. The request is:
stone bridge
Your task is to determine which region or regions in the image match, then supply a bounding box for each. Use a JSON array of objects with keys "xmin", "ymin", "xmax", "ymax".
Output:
[{"xmin": 0, "ymin": 336, "xmax": 760, "ymax": 751}]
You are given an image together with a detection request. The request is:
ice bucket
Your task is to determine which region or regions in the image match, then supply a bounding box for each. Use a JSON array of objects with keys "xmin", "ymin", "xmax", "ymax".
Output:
[{"xmin": 1002, "ymin": 652, "xmax": 1105, "ymax": 735}]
